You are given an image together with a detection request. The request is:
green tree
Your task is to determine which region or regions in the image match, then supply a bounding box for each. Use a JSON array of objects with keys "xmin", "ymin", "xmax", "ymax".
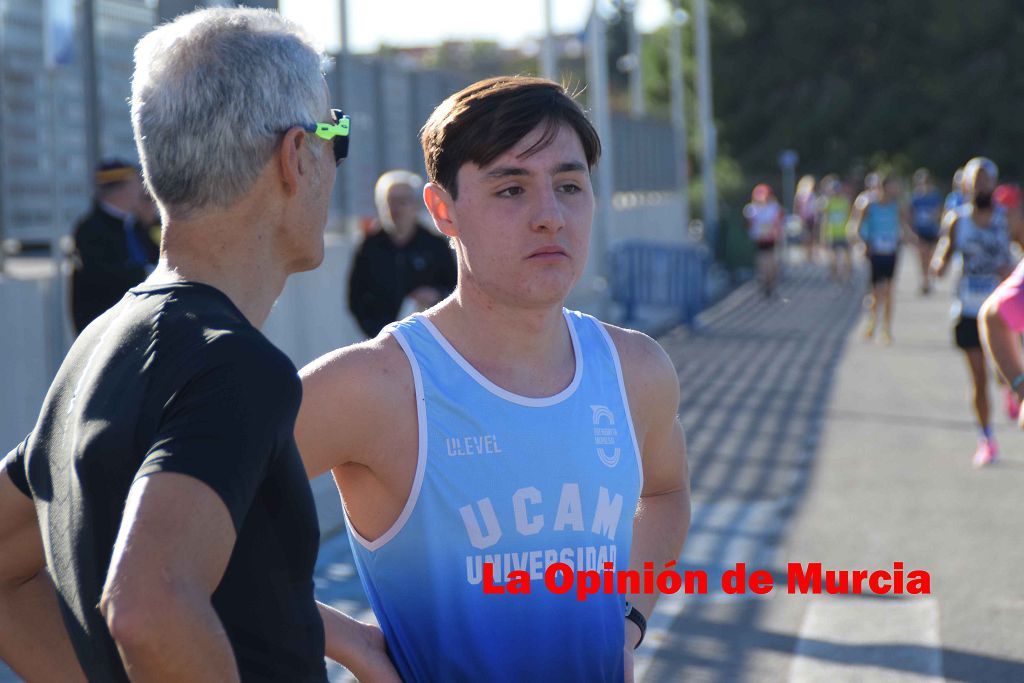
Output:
[{"xmin": 705, "ymin": 0, "xmax": 1024, "ymax": 183}]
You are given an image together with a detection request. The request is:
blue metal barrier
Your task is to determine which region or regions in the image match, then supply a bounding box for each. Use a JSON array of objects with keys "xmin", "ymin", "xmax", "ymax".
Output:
[{"xmin": 610, "ymin": 241, "xmax": 708, "ymax": 326}]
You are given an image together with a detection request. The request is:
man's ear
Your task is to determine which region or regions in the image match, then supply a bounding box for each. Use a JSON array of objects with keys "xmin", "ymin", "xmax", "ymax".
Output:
[
  {"xmin": 277, "ymin": 128, "xmax": 308, "ymax": 197},
  {"xmin": 423, "ymin": 182, "xmax": 457, "ymax": 238}
]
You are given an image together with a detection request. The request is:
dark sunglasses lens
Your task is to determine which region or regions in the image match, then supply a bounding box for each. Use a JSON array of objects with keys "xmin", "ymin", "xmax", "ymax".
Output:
[
  {"xmin": 333, "ymin": 136, "xmax": 348, "ymax": 166},
  {"xmin": 332, "ymin": 110, "xmax": 348, "ymax": 165}
]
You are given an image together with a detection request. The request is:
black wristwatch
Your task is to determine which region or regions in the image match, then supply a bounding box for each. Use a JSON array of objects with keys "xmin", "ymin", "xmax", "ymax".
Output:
[{"xmin": 624, "ymin": 601, "xmax": 647, "ymax": 649}]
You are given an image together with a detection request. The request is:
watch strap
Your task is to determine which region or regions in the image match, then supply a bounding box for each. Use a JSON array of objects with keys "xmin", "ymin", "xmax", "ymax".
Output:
[{"xmin": 624, "ymin": 601, "xmax": 647, "ymax": 649}]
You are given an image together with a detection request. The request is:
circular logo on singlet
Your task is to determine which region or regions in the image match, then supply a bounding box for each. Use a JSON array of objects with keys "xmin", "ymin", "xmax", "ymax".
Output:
[{"xmin": 591, "ymin": 404, "xmax": 621, "ymax": 468}]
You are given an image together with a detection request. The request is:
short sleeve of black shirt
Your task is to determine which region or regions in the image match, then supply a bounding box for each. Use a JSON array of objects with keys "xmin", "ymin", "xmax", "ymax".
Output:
[
  {"xmin": 136, "ymin": 335, "xmax": 301, "ymax": 532},
  {"xmin": 2, "ymin": 438, "xmax": 31, "ymax": 498}
]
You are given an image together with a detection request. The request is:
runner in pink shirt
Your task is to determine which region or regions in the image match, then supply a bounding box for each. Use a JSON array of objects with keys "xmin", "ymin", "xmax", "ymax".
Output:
[{"xmin": 981, "ymin": 259, "xmax": 1024, "ymax": 429}]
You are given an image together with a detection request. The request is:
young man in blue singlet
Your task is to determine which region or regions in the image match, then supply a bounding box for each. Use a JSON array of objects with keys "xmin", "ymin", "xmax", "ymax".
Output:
[
  {"xmin": 932, "ymin": 157, "xmax": 1023, "ymax": 466},
  {"xmin": 848, "ymin": 173, "xmax": 911, "ymax": 344},
  {"xmin": 296, "ymin": 77, "xmax": 691, "ymax": 682}
]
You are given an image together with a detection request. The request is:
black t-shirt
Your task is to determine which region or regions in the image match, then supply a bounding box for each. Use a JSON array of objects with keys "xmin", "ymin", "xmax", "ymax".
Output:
[
  {"xmin": 2, "ymin": 282, "xmax": 326, "ymax": 682},
  {"xmin": 347, "ymin": 223, "xmax": 457, "ymax": 337}
]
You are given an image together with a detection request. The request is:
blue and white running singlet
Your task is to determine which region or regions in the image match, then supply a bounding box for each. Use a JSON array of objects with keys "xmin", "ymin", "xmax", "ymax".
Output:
[
  {"xmin": 953, "ymin": 205, "xmax": 1013, "ymax": 319},
  {"xmin": 346, "ymin": 310, "xmax": 643, "ymax": 682},
  {"xmin": 862, "ymin": 201, "xmax": 901, "ymax": 255}
]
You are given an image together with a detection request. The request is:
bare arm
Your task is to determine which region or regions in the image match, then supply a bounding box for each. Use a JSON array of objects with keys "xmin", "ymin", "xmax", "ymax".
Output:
[
  {"xmin": 297, "ymin": 340, "xmax": 404, "ymax": 680},
  {"xmin": 0, "ymin": 464, "xmax": 86, "ymax": 682},
  {"xmin": 295, "ymin": 340, "xmax": 392, "ymax": 480},
  {"xmin": 900, "ymin": 204, "xmax": 916, "ymax": 245},
  {"xmin": 846, "ymin": 194, "xmax": 868, "ymax": 246},
  {"xmin": 100, "ymin": 473, "xmax": 240, "ymax": 682},
  {"xmin": 931, "ymin": 210, "xmax": 960, "ymax": 278},
  {"xmin": 318, "ymin": 602, "xmax": 400, "ymax": 682},
  {"xmin": 980, "ymin": 297, "xmax": 1024, "ymax": 395},
  {"xmin": 609, "ymin": 327, "xmax": 691, "ymax": 650}
]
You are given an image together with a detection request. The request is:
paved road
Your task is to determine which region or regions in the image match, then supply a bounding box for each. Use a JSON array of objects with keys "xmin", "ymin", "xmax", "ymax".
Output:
[
  {"xmin": 5, "ymin": 254, "xmax": 1023, "ymax": 681},
  {"xmin": 638, "ymin": 256, "xmax": 1024, "ymax": 682}
]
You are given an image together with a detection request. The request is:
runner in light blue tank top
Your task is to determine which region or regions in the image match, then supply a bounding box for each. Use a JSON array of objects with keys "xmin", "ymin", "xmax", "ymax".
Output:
[
  {"xmin": 933, "ymin": 156, "xmax": 1019, "ymax": 467},
  {"xmin": 861, "ymin": 201, "xmax": 901, "ymax": 255},
  {"xmin": 850, "ymin": 173, "xmax": 908, "ymax": 343},
  {"xmin": 346, "ymin": 310, "xmax": 642, "ymax": 681}
]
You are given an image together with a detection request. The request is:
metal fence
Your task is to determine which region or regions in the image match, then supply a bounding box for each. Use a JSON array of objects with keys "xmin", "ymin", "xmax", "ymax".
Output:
[
  {"xmin": 0, "ymin": 0, "xmax": 682, "ymax": 245},
  {"xmin": 610, "ymin": 240, "xmax": 708, "ymax": 326}
]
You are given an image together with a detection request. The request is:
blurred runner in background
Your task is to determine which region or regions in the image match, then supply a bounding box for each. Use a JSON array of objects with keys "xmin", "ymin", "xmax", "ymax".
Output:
[
  {"xmin": 910, "ymin": 168, "xmax": 944, "ymax": 295},
  {"xmin": 932, "ymin": 157, "xmax": 1019, "ymax": 467},
  {"xmin": 744, "ymin": 183, "xmax": 784, "ymax": 297},
  {"xmin": 794, "ymin": 175, "xmax": 819, "ymax": 261},
  {"xmin": 817, "ymin": 174, "xmax": 852, "ymax": 283},
  {"xmin": 848, "ymin": 173, "xmax": 910, "ymax": 344}
]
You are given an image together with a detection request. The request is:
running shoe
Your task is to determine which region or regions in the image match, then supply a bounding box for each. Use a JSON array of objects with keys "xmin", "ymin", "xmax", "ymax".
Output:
[
  {"xmin": 972, "ymin": 438, "xmax": 998, "ymax": 468},
  {"xmin": 1005, "ymin": 388, "xmax": 1021, "ymax": 421}
]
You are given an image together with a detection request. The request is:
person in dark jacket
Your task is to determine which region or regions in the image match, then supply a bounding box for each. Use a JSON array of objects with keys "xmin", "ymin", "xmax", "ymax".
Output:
[
  {"xmin": 70, "ymin": 158, "xmax": 159, "ymax": 333},
  {"xmin": 348, "ymin": 170, "xmax": 457, "ymax": 337}
]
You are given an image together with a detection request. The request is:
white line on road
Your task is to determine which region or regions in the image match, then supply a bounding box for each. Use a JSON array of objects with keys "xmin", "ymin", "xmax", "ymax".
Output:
[{"xmin": 789, "ymin": 596, "xmax": 943, "ymax": 683}]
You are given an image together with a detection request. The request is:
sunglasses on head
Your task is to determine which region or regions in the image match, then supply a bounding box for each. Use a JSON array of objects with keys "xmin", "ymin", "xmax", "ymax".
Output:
[{"xmin": 292, "ymin": 109, "xmax": 350, "ymax": 166}]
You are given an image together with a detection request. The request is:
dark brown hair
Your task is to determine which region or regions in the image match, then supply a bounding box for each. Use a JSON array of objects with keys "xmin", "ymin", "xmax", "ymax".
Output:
[{"xmin": 420, "ymin": 76, "xmax": 601, "ymax": 199}]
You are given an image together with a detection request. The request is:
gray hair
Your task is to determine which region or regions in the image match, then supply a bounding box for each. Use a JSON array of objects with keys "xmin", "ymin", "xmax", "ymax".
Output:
[
  {"xmin": 131, "ymin": 8, "xmax": 328, "ymax": 218},
  {"xmin": 374, "ymin": 169, "xmax": 424, "ymax": 230}
]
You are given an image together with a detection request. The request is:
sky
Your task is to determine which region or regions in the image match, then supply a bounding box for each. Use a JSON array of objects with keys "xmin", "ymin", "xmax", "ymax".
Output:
[{"xmin": 279, "ymin": 0, "xmax": 672, "ymax": 54}]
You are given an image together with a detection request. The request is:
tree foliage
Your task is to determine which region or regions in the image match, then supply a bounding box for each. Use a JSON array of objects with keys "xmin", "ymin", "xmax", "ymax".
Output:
[{"xmin": 705, "ymin": 0, "xmax": 1024, "ymax": 182}]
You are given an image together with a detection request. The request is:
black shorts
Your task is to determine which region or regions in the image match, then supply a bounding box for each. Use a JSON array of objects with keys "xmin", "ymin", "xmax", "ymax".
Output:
[
  {"xmin": 913, "ymin": 226, "xmax": 940, "ymax": 244},
  {"xmin": 755, "ymin": 241, "xmax": 776, "ymax": 252},
  {"xmin": 869, "ymin": 253, "xmax": 897, "ymax": 284},
  {"xmin": 954, "ymin": 316, "xmax": 981, "ymax": 350}
]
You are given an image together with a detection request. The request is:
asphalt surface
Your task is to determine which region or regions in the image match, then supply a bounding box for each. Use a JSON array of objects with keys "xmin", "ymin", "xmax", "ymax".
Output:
[
  {"xmin": 638, "ymin": 253, "xmax": 1024, "ymax": 682},
  {"xmin": 4, "ymin": 251, "xmax": 1023, "ymax": 682}
]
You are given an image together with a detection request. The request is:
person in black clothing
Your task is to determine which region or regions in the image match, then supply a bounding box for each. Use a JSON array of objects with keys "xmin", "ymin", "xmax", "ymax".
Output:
[
  {"xmin": 70, "ymin": 158, "xmax": 160, "ymax": 334},
  {"xmin": 0, "ymin": 8, "xmax": 396, "ymax": 683},
  {"xmin": 348, "ymin": 169, "xmax": 457, "ymax": 337}
]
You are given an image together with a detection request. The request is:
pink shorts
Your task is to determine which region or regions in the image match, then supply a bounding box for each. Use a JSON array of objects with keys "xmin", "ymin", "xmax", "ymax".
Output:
[{"xmin": 990, "ymin": 261, "xmax": 1024, "ymax": 332}]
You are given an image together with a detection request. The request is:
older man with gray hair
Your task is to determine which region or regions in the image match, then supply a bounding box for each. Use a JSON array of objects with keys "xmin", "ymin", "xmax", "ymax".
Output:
[
  {"xmin": 0, "ymin": 8, "xmax": 396, "ymax": 682},
  {"xmin": 348, "ymin": 169, "xmax": 457, "ymax": 337}
]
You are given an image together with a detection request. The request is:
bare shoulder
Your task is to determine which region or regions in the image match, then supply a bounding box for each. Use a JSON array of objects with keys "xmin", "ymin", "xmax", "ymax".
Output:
[
  {"xmin": 300, "ymin": 332, "xmax": 411, "ymax": 400},
  {"xmin": 296, "ymin": 331, "xmax": 415, "ymax": 478},
  {"xmin": 599, "ymin": 323, "xmax": 681, "ymax": 430}
]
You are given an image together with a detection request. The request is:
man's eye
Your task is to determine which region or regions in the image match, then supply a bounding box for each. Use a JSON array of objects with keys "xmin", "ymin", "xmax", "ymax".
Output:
[
  {"xmin": 497, "ymin": 187, "xmax": 524, "ymax": 197},
  {"xmin": 559, "ymin": 184, "xmax": 582, "ymax": 194}
]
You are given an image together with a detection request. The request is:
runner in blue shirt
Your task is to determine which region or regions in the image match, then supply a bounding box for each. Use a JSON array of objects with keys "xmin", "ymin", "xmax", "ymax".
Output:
[
  {"xmin": 848, "ymin": 173, "xmax": 911, "ymax": 344},
  {"xmin": 910, "ymin": 168, "xmax": 943, "ymax": 295}
]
